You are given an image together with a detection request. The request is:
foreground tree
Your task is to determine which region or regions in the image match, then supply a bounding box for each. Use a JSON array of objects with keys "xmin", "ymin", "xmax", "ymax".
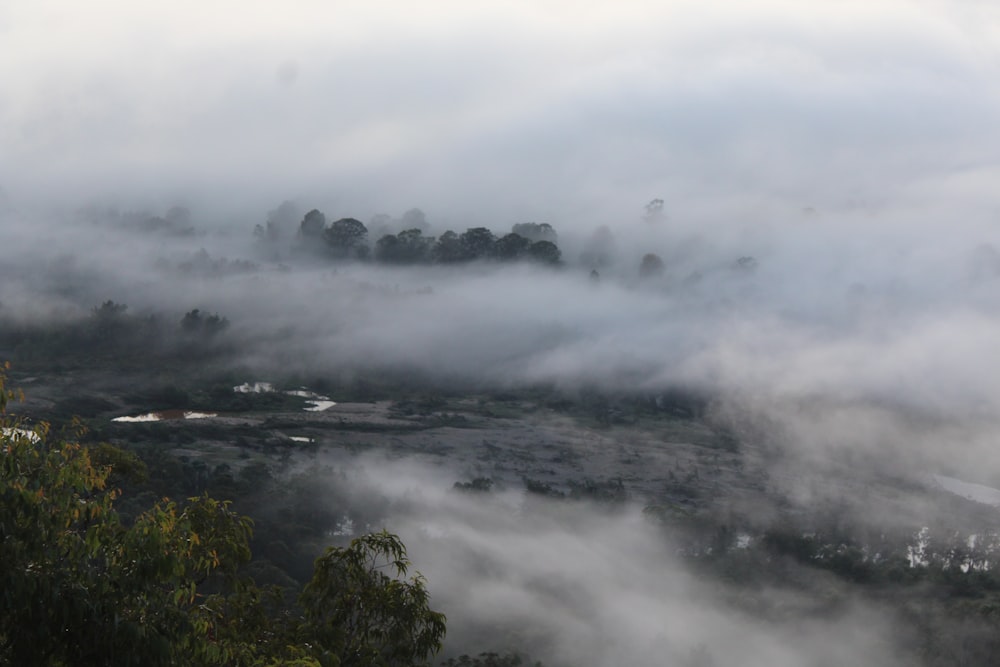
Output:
[
  {"xmin": 0, "ymin": 366, "xmax": 445, "ymax": 666},
  {"xmin": 301, "ymin": 532, "xmax": 446, "ymax": 667},
  {"xmin": 0, "ymin": 405, "xmax": 254, "ymax": 664}
]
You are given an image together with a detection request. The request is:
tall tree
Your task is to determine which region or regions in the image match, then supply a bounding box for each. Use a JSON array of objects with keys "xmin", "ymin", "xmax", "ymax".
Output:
[
  {"xmin": 526, "ymin": 241, "xmax": 561, "ymax": 265},
  {"xmin": 459, "ymin": 228, "xmax": 496, "ymax": 261},
  {"xmin": 300, "ymin": 209, "xmax": 327, "ymax": 239},
  {"xmin": 325, "ymin": 218, "xmax": 370, "ymax": 260},
  {"xmin": 0, "ymin": 367, "xmax": 446, "ymax": 666},
  {"xmin": 510, "ymin": 223, "xmax": 557, "ymax": 244},
  {"xmin": 301, "ymin": 531, "xmax": 447, "ymax": 667},
  {"xmin": 492, "ymin": 233, "xmax": 531, "ymax": 261},
  {"xmin": 433, "ymin": 231, "xmax": 466, "ymax": 263}
]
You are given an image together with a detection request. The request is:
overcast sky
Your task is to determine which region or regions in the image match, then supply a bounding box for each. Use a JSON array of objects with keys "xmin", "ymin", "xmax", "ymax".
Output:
[{"xmin": 3, "ymin": 0, "xmax": 1000, "ymax": 224}]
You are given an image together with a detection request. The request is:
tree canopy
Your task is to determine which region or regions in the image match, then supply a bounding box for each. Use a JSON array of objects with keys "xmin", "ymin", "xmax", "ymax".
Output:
[
  {"xmin": 0, "ymin": 366, "xmax": 445, "ymax": 666},
  {"xmin": 325, "ymin": 218, "xmax": 370, "ymax": 259}
]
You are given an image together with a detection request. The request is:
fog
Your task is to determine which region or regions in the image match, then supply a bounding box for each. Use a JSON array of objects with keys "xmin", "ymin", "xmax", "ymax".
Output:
[
  {"xmin": 301, "ymin": 455, "xmax": 908, "ymax": 666},
  {"xmin": 4, "ymin": 192, "xmax": 1000, "ymax": 477},
  {"xmin": 4, "ymin": 1, "xmax": 1000, "ymax": 663},
  {"xmin": 3, "ymin": 176, "xmax": 1000, "ymax": 665},
  {"xmin": 4, "ymin": 1, "xmax": 1000, "ymax": 221}
]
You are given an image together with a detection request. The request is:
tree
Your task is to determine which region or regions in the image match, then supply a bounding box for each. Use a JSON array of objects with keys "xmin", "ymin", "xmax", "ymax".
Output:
[
  {"xmin": 526, "ymin": 241, "xmax": 561, "ymax": 265},
  {"xmin": 459, "ymin": 228, "xmax": 496, "ymax": 261},
  {"xmin": 181, "ymin": 309, "xmax": 229, "ymax": 336},
  {"xmin": 375, "ymin": 229, "xmax": 433, "ymax": 264},
  {"xmin": 263, "ymin": 200, "xmax": 300, "ymax": 240},
  {"xmin": 0, "ymin": 373, "xmax": 255, "ymax": 664},
  {"xmin": 325, "ymin": 218, "xmax": 370, "ymax": 260},
  {"xmin": 432, "ymin": 231, "xmax": 465, "ymax": 263},
  {"xmin": 300, "ymin": 209, "xmax": 327, "ymax": 239},
  {"xmin": 0, "ymin": 367, "xmax": 447, "ymax": 666},
  {"xmin": 492, "ymin": 233, "xmax": 531, "ymax": 261},
  {"xmin": 375, "ymin": 234, "xmax": 403, "ymax": 263},
  {"xmin": 300, "ymin": 531, "xmax": 446, "ymax": 667},
  {"xmin": 643, "ymin": 199, "xmax": 665, "ymax": 223},
  {"xmin": 92, "ymin": 300, "xmax": 128, "ymax": 329},
  {"xmin": 638, "ymin": 253, "xmax": 664, "ymax": 278},
  {"xmin": 510, "ymin": 223, "xmax": 557, "ymax": 244}
]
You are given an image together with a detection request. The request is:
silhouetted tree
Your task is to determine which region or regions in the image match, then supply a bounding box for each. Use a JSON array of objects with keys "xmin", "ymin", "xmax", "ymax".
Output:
[
  {"xmin": 301, "ymin": 531, "xmax": 446, "ymax": 666},
  {"xmin": 433, "ymin": 231, "xmax": 465, "ymax": 263},
  {"xmin": 181, "ymin": 309, "xmax": 229, "ymax": 336},
  {"xmin": 511, "ymin": 222, "xmax": 557, "ymax": 244},
  {"xmin": 459, "ymin": 228, "xmax": 496, "ymax": 261},
  {"xmin": 91, "ymin": 301, "xmax": 129, "ymax": 338},
  {"xmin": 262, "ymin": 200, "xmax": 299, "ymax": 240},
  {"xmin": 299, "ymin": 209, "xmax": 326, "ymax": 239},
  {"xmin": 639, "ymin": 253, "xmax": 665, "ymax": 278},
  {"xmin": 376, "ymin": 229, "xmax": 434, "ymax": 264},
  {"xmin": 527, "ymin": 240, "xmax": 561, "ymax": 265},
  {"xmin": 325, "ymin": 217, "xmax": 369, "ymax": 259},
  {"xmin": 492, "ymin": 233, "xmax": 531, "ymax": 261},
  {"xmin": 644, "ymin": 198, "xmax": 665, "ymax": 222}
]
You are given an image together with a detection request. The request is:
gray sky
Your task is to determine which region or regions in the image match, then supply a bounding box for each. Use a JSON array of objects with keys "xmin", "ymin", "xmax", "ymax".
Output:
[{"xmin": 3, "ymin": 0, "xmax": 1000, "ymax": 223}]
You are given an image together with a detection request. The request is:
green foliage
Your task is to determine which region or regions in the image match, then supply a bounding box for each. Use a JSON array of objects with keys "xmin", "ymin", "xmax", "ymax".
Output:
[
  {"xmin": 301, "ymin": 531, "xmax": 447, "ymax": 667},
  {"xmin": 0, "ymin": 416, "xmax": 254, "ymax": 664},
  {"xmin": 0, "ymin": 368, "xmax": 447, "ymax": 666}
]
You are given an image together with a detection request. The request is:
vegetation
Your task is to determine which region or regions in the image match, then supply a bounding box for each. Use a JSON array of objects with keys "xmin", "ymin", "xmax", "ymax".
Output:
[
  {"xmin": 269, "ymin": 208, "xmax": 565, "ymax": 268},
  {"xmin": 0, "ymin": 367, "xmax": 445, "ymax": 666}
]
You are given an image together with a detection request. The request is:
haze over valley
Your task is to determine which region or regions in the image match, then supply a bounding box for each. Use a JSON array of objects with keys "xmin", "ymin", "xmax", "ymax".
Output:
[{"xmin": 4, "ymin": 1, "xmax": 1000, "ymax": 665}]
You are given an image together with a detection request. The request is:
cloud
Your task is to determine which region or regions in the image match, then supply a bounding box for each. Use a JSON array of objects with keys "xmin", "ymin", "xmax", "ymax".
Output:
[
  {"xmin": 3, "ymin": 0, "xmax": 1000, "ymax": 221},
  {"xmin": 311, "ymin": 455, "xmax": 909, "ymax": 667}
]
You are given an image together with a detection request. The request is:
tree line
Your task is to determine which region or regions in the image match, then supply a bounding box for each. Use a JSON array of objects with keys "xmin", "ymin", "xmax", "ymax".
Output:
[{"xmin": 257, "ymin": 208, "xmax": 562, "ymax": 266}]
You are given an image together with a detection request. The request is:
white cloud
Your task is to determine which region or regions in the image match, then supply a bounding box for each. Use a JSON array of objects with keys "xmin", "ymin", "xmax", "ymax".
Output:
[{"xmin": 2, "ymin": 0, "xmax": 999, "ymax": 220}]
